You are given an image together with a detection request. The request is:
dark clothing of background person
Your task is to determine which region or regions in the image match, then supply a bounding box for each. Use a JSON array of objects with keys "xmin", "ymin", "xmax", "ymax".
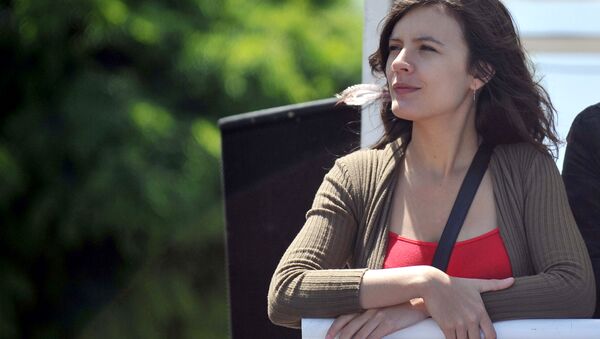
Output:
[{"xmin": 563, "ymin": 103, "xmax": 600, "ymax": 318}]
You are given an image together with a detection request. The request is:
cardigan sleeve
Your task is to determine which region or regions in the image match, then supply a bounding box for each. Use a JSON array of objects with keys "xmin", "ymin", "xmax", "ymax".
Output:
[
  {"xmin": 482, "ymin": 150, "xmax": 596, "ymax": 320},
  {"xmin": 267, "ymin": 157, "xmax": 368, "ymax": 329}
]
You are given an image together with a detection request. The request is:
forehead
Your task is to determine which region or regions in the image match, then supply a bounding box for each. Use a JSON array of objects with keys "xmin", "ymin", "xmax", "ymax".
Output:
[{"xmin": 391, "ymin": 5, "xmax": 466, "ymax": 46}]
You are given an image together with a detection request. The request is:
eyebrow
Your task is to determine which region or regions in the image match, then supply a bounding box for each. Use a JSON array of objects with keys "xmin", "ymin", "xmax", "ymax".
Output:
[{"xmin": 389, "ymin": 36, "xmax": 445, "ymax": 46}]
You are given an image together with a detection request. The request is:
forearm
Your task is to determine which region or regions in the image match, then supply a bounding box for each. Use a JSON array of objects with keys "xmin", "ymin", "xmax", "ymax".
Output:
[
  {"xmin": 500, "ymin": 150, "xmax": 597, "ymax": 320},
  {"xmin": 269, "ymin": 268, "xmax": 368, "ymax": 328},
  {"xmin": 359, "ymin": 265, "xmax": 437, "ymax": 309},
  {"xmin": 482, "ymin": 273, "xmax": 595, "ymax": 321},
  {"xmin": 269, "ymin": 265, "xmax": 437, "ymax": 328}
]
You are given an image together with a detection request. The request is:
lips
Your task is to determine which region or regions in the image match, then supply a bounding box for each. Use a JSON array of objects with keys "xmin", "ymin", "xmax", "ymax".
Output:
[{"xmin": 392, "ymin": 83, "xmax": 420, "ymax": 95}]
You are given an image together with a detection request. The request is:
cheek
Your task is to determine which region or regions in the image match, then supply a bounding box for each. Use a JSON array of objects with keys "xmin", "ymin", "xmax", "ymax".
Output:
[
  {"xmin": 428, "ymin": 62, "xmax": 471, "ymax": 90},
  {"xmin": 385, "ymin": 60, "xmax": 394, "ymax": 80},
  {"xmin": 385, "ymin": 68, "xmax": 395, "ymax": 96}
]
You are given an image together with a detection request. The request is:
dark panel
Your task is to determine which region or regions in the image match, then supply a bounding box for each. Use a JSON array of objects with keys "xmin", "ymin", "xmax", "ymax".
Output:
[{"xmin": 219, "ymin": 98, "xmax": 361, "ymax": 338}]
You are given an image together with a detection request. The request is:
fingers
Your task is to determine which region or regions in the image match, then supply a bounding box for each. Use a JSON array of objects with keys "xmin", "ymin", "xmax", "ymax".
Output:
[
  {"xmin": 326, "ymin": 313, "xmax": 358, "ymax": 339},
  {"xmin": 355, "ymin": 316, "xmax": 381, "ymax": 339},
  {"xmin": 426, "ymin": 276, "xmax": 501, "ymax": 339},
  {"xmin": 336, "ymin": 310, "xmax": 377, "ymax": 339},
  {"xmin": 434, "ymin": 303, "xmax": 485, "ymax": 339},
  {"xmin": 327, "ymin": 304, "xmax": 428, "ymax": 339},
  {"xmin": 441, "ymin": 323, "xmax": 482, "ymax": 339},
  {"xmin": 492, "ymin": 277, "xmax": 515, "ymax": 291},
  {"xmin": 442, "ymin": 321, "xmax": 491, "ymax": 339},
  {"xmin": 479, "ymin": 313, "xmax": 496, "ymax": 339},
  {"xmin": 367, "ymin": 322, "xmax": 395, "ymax": 339},
  {"xmin": 475, "ymin": 277, "xmax": 514, "ymax": 293},
  {"xmin": 441, "ymin": 327, "xmax": 457, "ymax": 339},
  {"xmin": 455, "ymin": 324, "xmax": 467, "ymax": 339},
  {"xmin": 467, "ymin": 322, "xmax": 480, "ymax": 339}
]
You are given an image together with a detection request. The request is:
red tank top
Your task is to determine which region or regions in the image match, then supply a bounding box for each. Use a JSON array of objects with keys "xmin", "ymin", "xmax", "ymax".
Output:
[{"xmin": 383, "ymin": 229, "xmax": 513, "ymax": 279}]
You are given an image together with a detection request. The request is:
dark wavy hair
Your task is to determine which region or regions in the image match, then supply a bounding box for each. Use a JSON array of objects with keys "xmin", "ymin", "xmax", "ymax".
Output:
[{"xmin": 368, "ymin": 0, "xmax": 560, "ymax": 157}]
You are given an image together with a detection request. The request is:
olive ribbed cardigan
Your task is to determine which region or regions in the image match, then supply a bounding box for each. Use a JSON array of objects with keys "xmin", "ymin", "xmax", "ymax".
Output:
[{"xmin": 267, "ymin": 140, "xmax": 596, "ymax": 329}]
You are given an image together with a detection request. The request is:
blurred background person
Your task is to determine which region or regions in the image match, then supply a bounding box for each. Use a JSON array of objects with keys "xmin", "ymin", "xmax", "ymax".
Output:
[{"xmin": 563, "ymin": 102, "xmax": 600, "ymax": 318}]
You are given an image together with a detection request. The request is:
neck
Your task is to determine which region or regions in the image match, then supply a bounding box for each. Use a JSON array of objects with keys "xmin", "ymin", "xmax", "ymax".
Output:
[{"xmin": 404, "ymin": 106, "xmax": 479, "ymax": 180}]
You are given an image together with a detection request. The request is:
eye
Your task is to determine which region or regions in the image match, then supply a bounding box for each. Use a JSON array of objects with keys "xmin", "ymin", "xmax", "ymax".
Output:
[
  {"xmin": 389, "ymin": 45, "xmax": 403, "ymax": 52},
  {"xmin": 420, "ymin": 45, "xmax": 437, "ymax": 52}
]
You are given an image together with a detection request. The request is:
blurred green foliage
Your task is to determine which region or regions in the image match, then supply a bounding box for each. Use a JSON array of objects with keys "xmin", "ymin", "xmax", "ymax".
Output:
[{"xmin": 0, "ymin": 0, "xmax": 362, "ymax": 338}]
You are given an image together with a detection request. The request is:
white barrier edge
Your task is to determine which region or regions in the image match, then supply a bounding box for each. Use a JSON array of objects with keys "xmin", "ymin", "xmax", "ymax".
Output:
[{"xmin": 302, "ymin": 318, "xmax": 600, "ymax": 339}]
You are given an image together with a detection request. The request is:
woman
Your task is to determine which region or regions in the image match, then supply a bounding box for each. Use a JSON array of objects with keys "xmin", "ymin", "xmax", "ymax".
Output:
[{"xmin": 268, "ymin": 1, "xmax": 595, "ymax": 338}]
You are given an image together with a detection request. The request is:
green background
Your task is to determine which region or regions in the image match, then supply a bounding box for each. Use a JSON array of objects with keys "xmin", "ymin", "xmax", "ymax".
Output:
[{"xmin": 0, "ymin": 0, "xmax": 362, "ymax": 338}]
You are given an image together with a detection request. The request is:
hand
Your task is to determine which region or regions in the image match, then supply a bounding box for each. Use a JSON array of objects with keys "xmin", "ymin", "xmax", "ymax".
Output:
[
  {"xmin": 326, "ymin": 300, "xmax": 428, "ymax": 339},
  {"xmin": 423, "ymin": 270, "xmax": 514, "ymax": 339}
]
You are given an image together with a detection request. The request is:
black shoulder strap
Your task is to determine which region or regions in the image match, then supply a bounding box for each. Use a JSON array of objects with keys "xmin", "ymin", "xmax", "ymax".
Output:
[{"xmin": 431, "ymin": 143, "xmax": 494, "ymax": 272}]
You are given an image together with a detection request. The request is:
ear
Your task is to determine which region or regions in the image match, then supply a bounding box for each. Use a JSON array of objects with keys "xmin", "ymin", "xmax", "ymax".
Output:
[
  {"xmin": 471, "ymin": 77, "xmax": 486, "ymax": 92},
  {"xmin": 471, "ymin": 61, "xmax": 495, "ymax": 91}
]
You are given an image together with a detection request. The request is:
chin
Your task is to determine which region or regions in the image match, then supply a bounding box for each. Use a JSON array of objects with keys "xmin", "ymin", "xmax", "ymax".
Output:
[{"xmin": 391, "ymin": 105, "xmax": 418, "ymax": 122}]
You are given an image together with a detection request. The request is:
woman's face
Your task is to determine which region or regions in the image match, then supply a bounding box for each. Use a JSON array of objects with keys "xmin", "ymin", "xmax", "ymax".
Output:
[{"xmin": 385, "ymin": 5, "xmax": 480, "ymax": 122}]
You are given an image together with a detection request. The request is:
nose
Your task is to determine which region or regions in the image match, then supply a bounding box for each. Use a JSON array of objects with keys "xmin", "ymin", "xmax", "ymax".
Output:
[{"xmin": 390, "ymin": 49, "xmax": 414, "ymax": 74}]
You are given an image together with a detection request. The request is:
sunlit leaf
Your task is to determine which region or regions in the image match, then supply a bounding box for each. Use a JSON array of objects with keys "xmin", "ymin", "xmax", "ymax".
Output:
[
  {"xmin": 99, "ymin": 0, "xmax": 128, "ymax": 26},
  {"xmin": 130, "ymin": 101, "xmax": 174, "ymax": 138},
  {"xmin": 129, "ymin": 16, "xmax": 161, "ymax": 44},
  {"xmin": 192, "ymin": 119, "xmax": 221, "ymax": 158}
]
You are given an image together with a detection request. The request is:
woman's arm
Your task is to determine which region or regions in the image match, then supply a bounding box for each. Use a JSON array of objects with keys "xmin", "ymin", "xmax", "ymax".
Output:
[
  {"xmin": 327, "ymin": 268, "xmax": 513, "ymax": 339},
  {"xmin": 482, "ymin": 150, "xmax": 596, "ymax": 320},
  {"xmin": 358, "ymin": 266, "xmax": 431, "ymax": 308},
  {"xmin": 268, "ymin": 157, "xmax": 367, "ymax": 328},
  {"xmin": 268, "ymin": 157, "xmax": 439, "ymax": 328}
]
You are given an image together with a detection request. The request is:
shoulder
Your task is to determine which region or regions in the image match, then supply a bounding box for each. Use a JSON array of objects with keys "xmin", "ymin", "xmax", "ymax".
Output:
[
  {"xmin": 337, "ymin": 145, "xmax": 390, "ymax": 167},
  {"xmin": 572, "ymin": 103, "xmax": 600, "ymax": 127},
  {"xmin": 336, "ymin": 139, "xmax": 401, "ymax": 180},
  {"xmin": 328, "ymin": 142, "xmax": 402, "ymax": 201},
  {"xmin": 491, "ymin": 142, "xmax": 558, "ymax": 187},
  {"xmin": 568, "ymin": 103, "xmax": 600, "ymax": 144},
  {"xmin": 492, "ymin": 142, "xmax": 566, "ymax": 206},
  {"xmin": 493, "ymin": 142, "xmax": 553, "ymax": 167}
]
